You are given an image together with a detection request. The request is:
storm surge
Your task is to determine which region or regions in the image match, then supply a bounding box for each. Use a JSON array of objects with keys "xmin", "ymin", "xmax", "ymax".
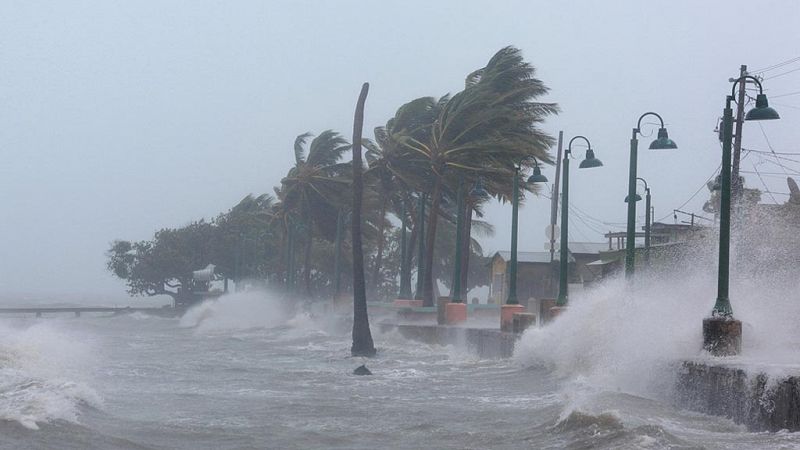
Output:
[
  {"xmin": 179, "ymin": 290, "xmax": 293, "ymax": 332},
  {"xmin": 0, "ymin": 320, "xmax": 101, "ymax": 430}
]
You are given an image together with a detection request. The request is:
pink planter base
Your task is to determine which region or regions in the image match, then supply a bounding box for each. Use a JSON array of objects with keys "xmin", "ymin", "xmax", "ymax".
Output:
[
  {"xmin": 445, "ymin": 303, "xmax": 467, "ymax": 324},
  {"xmin": 500, "ymin": 304, "xmax": 525, "ymax": 331}
]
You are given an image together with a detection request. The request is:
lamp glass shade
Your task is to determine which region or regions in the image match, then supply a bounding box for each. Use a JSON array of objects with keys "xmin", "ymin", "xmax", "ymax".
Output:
[
  {"xmin": 745, "ymin": 94, "xmax": 780, "ymax": 121},
  {"xmin": 527, "ymin": 166, "xmax": 548, "ymax": 183},
  {"xmin": 649, "ymin": 127, "xmax": 678, "ymax": 150},
  {"xmin": 469, "ymin": 179, "xmax": 490, "ymax": 198},
  {"xmin": 579, "ymin": 149, "xmax": 603, "ymax": 168},
  {"xmin": 624, "ymin": 193, "xmax": 643, "ymax": 203}
]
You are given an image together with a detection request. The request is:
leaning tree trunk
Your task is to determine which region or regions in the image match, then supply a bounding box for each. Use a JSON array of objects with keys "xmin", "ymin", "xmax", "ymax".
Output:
[
  {"xmin": 370, "ymin": 197, "xmax": 388, "ymax": 292},
  {"xmin": 351, "ymin": 83, "xmax": 376, "ymax": 357},
  {"xmin": 422, "ymin": 176, "xmax": 443, "ymax": 307}
]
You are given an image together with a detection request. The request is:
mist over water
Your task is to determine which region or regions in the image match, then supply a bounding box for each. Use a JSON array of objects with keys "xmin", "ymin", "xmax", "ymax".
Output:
[{"xmin": 2, "ymin": 225, "xmax": 800, "ymax": 449}]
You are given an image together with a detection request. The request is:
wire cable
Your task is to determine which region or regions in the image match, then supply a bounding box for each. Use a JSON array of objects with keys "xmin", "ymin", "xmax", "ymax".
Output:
[
  {"xmin": 751, "ymin": 56, "xmax": 800, "ymax": 74},
  {"xmin": 764, "ymin": 66, "xmax": 800, "ymax": 81}
]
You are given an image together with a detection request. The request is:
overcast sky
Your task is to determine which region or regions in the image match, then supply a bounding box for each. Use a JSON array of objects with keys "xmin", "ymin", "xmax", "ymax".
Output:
[{"xmin": 2, "ymin": 0, "xmax": 799, "ymax": 298}]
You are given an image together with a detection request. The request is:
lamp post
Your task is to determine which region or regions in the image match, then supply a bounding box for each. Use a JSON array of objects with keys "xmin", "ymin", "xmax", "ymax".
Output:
[
  {"xmin": 626, "ymin": 113, "xmax": 677, "ymax": 279},
  {"xmin": 451, "ymin": 181, "xmax": 466, "ymax": 303},
  {"xmin": 414, "ymin": 194, "xmax": 426, "ymax": 302},
  {"xmin": 397, "ymin": 201, "xmax": 413, "ymax": 300},
  {"xmin": 498, "ymin": 165, "xmax": 548, "ymax": 331},
  {"xmin": 506, "ymin": 167, "xmax": 521, "ymax": 306},
  {"xmin": 505, "ymin": 163, "xmax": 549, "ymax": 306},
  {"xmin": 556, "ymin": 136, "xmax": 603, "ymax": 307},
  {"xmin": 333, "ymin": 209, "xmax": 344, "ymax": 299},
  {"xmin": 444, "ymin": 180, "xmax": 477, "ymax": 324},
  {"xmin": 625, "ymin": 177, "xmax": 651, "ymax": 265},
  {"xmin": 703, "ymin": 75, "xmax": 779, "ymax": 356}
]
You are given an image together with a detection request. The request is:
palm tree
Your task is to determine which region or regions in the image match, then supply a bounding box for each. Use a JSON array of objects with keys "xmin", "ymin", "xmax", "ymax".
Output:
[
  {"xmin": 351, "ymin": 83, "xmax": 376, "ymax": 357},
  {"xmin": 394, "ymin": 46, "xmax": 558, "ymax": 305},
  {"xmin": 213, "ymin": 194, "xmax": 277, "ymax": 287},
  {"xmin": 278, "ymin": 130, "xmax": 351, "ymax": 296}
]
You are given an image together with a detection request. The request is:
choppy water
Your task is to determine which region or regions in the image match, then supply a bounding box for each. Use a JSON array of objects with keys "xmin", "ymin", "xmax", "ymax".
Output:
[{"xmin": 2, "ymin": 289, "xmax": 800, "ymax": 449}]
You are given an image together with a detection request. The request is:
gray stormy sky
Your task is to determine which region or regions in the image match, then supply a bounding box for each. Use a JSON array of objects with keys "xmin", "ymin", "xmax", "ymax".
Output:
[{"xmin": 1, "ymin": 0, "xmax": 799, "ymax": 298}]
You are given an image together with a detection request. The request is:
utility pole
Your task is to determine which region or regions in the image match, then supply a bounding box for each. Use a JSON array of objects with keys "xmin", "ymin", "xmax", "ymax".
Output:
[
  {"xmin": 731, "ymin": 65, "xmax": 747, "ymax": 202},
  {"xmin": 549, "ymin": 131, "xmax": 563, "ymax": 298}
]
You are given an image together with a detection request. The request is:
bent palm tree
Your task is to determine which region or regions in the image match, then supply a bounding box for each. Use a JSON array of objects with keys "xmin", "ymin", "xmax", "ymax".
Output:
[
  {"xmin": 395, "ymin": 46, "xmax": 558, "ymax": 305},
  {"xmin": 278, "ymin": 130, "xmax": 351, "ymax": 297}
]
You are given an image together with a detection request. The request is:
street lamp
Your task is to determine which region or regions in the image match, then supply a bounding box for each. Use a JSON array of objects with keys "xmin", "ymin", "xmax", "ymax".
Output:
[
  {"xmin": 451, "ymin": 181, "xmax": 467, "ymax": 303},
  {"xmin": 704, "ymin": 75, "xmax": 779, "ymax": 356},
  {"xmin": 413, "ymin": 193, "xmax": 426, "ymax": 302},
  {"xmin": 556, "ymin": 137, "xmax": 603, "ymax": 307},
  {"xmin": 396, "ymin": 202, "xmax": 413, "ymax": 300},
  {"xmin": 626, "ymin": 112, "xmax": 677, "ymax": 279},
  {"xmin": 506, "ymin": 162, "xmax": 549, "ymax": 305},
  {"xmin": 625, "ymin": 178, "xmax": 651, "ymax": 265},
  {"xmin": 449, "ymin": 178, "xmax": 489, "ymax": 304},
  {"xmin": 334, "ymin": 210, "xmax": 345, "ymax": 298}
]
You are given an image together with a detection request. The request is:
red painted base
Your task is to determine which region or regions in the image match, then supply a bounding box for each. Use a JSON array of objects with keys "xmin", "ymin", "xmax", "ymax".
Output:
[
  {"xmin": 500, "ymin": 304, "xmax": 526, "ymax": 331},
  {"xmin": 445, "ymin": 303, "xmax": 467, "ymax": 325}
]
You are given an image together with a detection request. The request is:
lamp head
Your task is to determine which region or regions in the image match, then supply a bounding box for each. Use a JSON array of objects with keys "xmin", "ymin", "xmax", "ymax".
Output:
[
  {"xmin": 624, "ymin": 193, "xmax": 643, "ymax": 203},
  {"xmin": 649, "ymin": 127, "xmax": 678, "ymax": 149},
  {"xmin": 579, "ymin": 149, "xmax": 603, "ymax": 168},
  {"xmin": 745, "ymin": 94, "xmax": 780, "ymax": 121},
  {"xmin": 469, "ymin": 178, "xmax": 490, "ymax": 199},
  {"xmin": 527, "ymin": 165, "xmax": 548, "ymax": 183}
]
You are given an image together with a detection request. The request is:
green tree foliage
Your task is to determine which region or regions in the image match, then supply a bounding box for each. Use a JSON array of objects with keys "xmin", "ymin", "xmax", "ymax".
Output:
[
  {"xmin": 107, "ymin": 220, "xmax": 216, "ymax": 303},
  {"xmin": 107, "ymin": 46, "xmax": 557, "ymax": 309}
]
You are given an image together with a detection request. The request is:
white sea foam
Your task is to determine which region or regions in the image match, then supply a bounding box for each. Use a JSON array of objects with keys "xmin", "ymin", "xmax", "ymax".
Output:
[
  {"xmin": 179, "ymin": 290, "xmax": 293, "ymax": 332},
  {"xmin": 0, "ymin": 320, "xmax": 101, "ymax": 429},
  {"xmin": 513, "ymin": 241, "xmax": 800, "ymax": 400}
]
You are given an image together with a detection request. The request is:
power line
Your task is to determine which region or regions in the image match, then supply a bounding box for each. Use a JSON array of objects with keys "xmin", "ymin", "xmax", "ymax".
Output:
[
  {"xmin": 751, "ymin": 56, "xmax": 800, "ymax": 74},
  {"xmin": 751, "ymin": 164, "xmax": 778, "ymax": 203},
  {"xmin": 765, "ymin": 66, "xmax": 800, "ymax": 81},
  {"xmin": 655, "ymin": 164, "xmax": 721, "ymax": 222},
  {"xmin": 744, "ymin": 149, "xmax": 800, "ymax": 156},
  {"xmin": 741, "ymin": 169, "xmax": 800, "ymax": 177},
  {"xmin": 771, "ymin": 90, "xmax": 800, "ymax": 99},
  {"xmin": 758, "ymin": 122, "xmax": 791, "ymax": 178},
  {"xmin": 773, "ymin": 102, "xmax": 800, "ymax": 111}
]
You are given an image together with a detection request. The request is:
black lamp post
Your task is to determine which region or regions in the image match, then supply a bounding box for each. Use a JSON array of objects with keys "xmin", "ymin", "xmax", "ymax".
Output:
[
  {"xmin": 703, "ymin": 75, "xmax": 779, "ymax": 356},
  {"xmin": 625, "ymin": 113, "xmax": 677, "ymax": 279},
  {"xmin": 397, "ymin": 202, "xmax": 413, "ymax": 300},
  {"xmin": 556, "ymin": 137, "xmax": 603, "ymax": 307},
  {"xmin": 624, "ymin": 177, "xmax": 651, "ymax": 265},
  {"xmin": 505, "ymin": 163, "xmax": 549, "ymax": 306},
  {"xmin": 414, "ymin": 194, "xmax": 426, "ymax": 301}
]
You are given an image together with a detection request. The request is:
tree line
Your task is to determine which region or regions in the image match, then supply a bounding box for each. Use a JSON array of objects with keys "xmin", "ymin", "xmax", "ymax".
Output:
[{"xmin": 107, "ymin": 46, "xmax": 558, "ymax": 308}]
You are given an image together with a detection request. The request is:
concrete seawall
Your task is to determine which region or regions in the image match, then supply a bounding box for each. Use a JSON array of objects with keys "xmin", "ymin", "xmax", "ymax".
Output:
[
  {"xmin": 379, "ymin": 320, "xmax": 800, "ymax": 431},
  {"xmin": 378, "ymin": 323, "xmax": 517, "ymax": 359},
  {"xmin": 676, "ymin": 361, "xmax": 800, "ymax": 432}
]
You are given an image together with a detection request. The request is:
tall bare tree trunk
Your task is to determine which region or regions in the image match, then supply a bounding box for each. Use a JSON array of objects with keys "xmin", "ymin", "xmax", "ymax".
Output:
[
  {"xmin": 422, "ymin": 176, "xmax": 442, "ymax": 306},
  {"xmin": 351, "ymin": 83, "xmax": 376, "ymax": 357}
]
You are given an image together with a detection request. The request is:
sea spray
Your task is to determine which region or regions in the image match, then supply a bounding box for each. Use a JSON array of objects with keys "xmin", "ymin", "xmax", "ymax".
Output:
[
  {"xmin": 0, "ymin": 320, "xmax": 101, "ymax": 429},
  {"xmin": 179, "ymin": 290, "xmax": 292, "ymax": 332},
  {"xmin": 513, "ymin": 213, "xmax": 800, "ymax": 412}
]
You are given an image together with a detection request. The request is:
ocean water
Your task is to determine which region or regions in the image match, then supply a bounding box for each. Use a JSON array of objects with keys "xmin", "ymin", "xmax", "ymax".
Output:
[{"xmin": 1, "ymin": 288, "xmax": 800, "ymax": 449}]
